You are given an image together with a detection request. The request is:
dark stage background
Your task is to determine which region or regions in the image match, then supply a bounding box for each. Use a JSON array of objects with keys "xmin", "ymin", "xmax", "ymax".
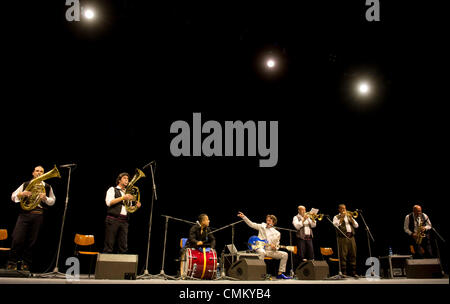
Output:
[{"xmin": 1, "ymin": 0, "xmax": 446, "ymax": 279}]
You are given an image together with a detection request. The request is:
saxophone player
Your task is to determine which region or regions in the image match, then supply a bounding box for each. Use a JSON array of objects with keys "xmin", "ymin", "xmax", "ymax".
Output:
[
  {"xmin": 8, "ymin": 166, "xmax": 56, "ymax": 271},
  {"xmin": 103, "ymin": 172, "xmax": 141, "ymax": 254},
  {"xmin": 404, "ymin": 205, "xmax": 433, "ymax": 258}
]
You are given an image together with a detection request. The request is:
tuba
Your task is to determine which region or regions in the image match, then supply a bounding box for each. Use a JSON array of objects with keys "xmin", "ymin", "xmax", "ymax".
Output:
[
  {"xmin": 123, "ymin": 168, "xmax": 146, "ymax": 213},
  {"xmin": 20, "ymin": 165, "xmax": 61, "ymax": 211}
]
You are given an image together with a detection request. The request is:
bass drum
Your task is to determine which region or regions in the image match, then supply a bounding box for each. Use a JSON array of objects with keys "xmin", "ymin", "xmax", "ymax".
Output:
[{"xmin": 180, "ymin": 248, "xmax": 218, "ymax": 279}]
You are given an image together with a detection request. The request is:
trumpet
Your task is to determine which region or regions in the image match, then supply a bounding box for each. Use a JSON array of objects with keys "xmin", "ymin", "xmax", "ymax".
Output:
[
  {"xmin": 305, "ymin": 212, "xmax": 324, "ymax": 221},
  {"xmin": 346, "ymin": 211, "xmax": 359, "ymax": 218}
]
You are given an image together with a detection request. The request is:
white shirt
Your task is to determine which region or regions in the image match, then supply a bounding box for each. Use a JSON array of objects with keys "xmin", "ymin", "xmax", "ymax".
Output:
[
  {"xmin": 11, "ymin": 182, "xmax": 56, "ymax": 207},
  {"xmin": 242, "ymin": 216, "xmax": 280, "ymax": 252},
  {"xmin": 404, "ymin": 213, "xmax": 432, "ymax": 236},
  {"xmin": 333, "ymin": 214, "xmax": 359, "ymax": 232},
  {"xmin": 105, "ymin": 186, "xmax": 127, "ymax": 216},
  {"xmin": 292, "ymin": 214, "xmax": 316, "ymax": 235}
]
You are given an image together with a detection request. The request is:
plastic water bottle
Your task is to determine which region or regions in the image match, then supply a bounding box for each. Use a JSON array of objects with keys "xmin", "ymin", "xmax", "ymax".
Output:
[{"xmin": 388, "ymin": 246, "xmax": 393, "ymax": 256}]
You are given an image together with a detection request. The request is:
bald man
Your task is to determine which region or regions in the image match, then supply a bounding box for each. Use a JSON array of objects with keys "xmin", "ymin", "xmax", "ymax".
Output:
[
  {"xmin": 292, "ymin": 205, "xmax": 316, "ymax": 266},
  {"xmin": 8, "ymin": 166, "xmax": 56, "ymax": 272},
  {"xmin": 404, "ymin": 205, "xmax": 433, "ymax": 258}
]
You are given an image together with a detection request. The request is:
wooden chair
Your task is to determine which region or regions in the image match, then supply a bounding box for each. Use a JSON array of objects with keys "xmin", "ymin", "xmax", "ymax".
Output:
[
  {"xmin": 0, "ymin": 229, "xmax": 11, "ymax": 268},
  {"xmin": 74, "ymin": 234, "xmax": 99, "ymax": 278},
  {"xmin": 320, "ymin": 247, "xmax": 339, "ymax": 275}
]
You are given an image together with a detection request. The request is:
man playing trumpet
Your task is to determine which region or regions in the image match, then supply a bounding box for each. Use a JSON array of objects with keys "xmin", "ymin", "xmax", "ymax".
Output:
[
  {"xmin": 332, "ymin": 204, "xmax": 359, "ymax": 277},
  {"xmin": 292, "ymin": 206, "xmax": 317, "ymax": 265}
]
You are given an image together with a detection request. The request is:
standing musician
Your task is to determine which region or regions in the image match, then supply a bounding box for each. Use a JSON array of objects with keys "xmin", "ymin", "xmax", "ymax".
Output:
[
  {"xmin": 292, "ymin": 205, "xmax": 316, "ymax": 264},
  {"xmin": 237, "ymin": 211, "xmax": 292, "ymax": 279},
  {"xmin": 184, "ymin": 214, "xmax": 216, "ymax": 250},
  {"xmin": 404, "ymin": 204, "xmax": 433, "ymax": 258},
  {"xmin": 332, "ymin": 204, "xmax": 359, "ymax": 277},
  {"xmin": 8, "ymin": 166, "xmax": 56, "ymax": 271},
  {"xmin": 103, "ymin": 172, "xmax": 141, "ymax": 254}
]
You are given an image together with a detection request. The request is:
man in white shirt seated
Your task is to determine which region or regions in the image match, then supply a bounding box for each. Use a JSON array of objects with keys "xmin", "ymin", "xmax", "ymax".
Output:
[{"xmin": 237, "ymin": 211, "xmax": 292, "ymax": 279}]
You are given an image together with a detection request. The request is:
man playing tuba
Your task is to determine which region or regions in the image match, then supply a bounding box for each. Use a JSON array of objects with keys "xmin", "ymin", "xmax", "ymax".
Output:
[
  {"xmin": 103, "ymin": 172, "xmax": 142, "ymax": 254},
  {"xmin": 8, "ymin": 165, "xmax": 57, "ymax": 272}
]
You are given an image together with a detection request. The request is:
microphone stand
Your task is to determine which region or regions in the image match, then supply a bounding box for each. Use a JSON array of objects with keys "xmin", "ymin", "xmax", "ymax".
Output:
[
  {"xmin": 358, "ymin": 209, "xmax": 375, "ymax": 276},
  {"xmin": 324, "ymin": 215, "xmax": 350, "ymax": 280},
  {"xmin": 152, "ymin": 215, "xmax": 181, "ymax": 280},
  {"xmin": 138, "ymin": 162, "xmax": 158, "ymax": 280},
  {"xmin": 210, "ymin": 220, "xmax": 244, "ymax": 281},
  {"xmin": 274, "ymin": 226, "xmax": 297, "ymax": 278},
  {"xmin": 430, "ymin": 226, "xmax": 446, "ymax": 275},
  {"xmin": 39, "ymin": 165, "xmax": 74, "ymax": 279}
]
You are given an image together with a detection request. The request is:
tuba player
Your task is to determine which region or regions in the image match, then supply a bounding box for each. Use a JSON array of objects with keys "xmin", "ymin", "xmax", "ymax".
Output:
[
  {"xmin": 8, "ymin": 166, "xmax": 56, "ymax": 272},
  {"xmin": 103, "ymin": 172, "xmax": 141, "ymax": 254}
]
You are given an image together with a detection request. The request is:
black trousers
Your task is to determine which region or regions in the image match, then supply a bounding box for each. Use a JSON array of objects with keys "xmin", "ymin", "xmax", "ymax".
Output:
[
  {"xmin": 411, "ymin": 236, "xmax": 433, "ymax": 259},
  {"xmin": 103, "ymin": 216, "xmax": 129, "ymax": 254},
  {"xmin": 9, "ymin": 213, "xmax": 44, "ymax": 266},
  {"xmin": 337, "ymin": 236, "xmax": 357, "ymax": 275},
  {"xmin": 296, "ymin": 237, "xmax": 315, "ymax": 261}
]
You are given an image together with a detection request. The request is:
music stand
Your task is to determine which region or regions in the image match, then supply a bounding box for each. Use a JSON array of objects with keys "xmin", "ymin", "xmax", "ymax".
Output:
[
  {"xmin": 324, "ymin": 215, "xmax": 351, "ymax": 280},
  {"xmin": 39, "ymin": 165, "xmax": 75, "ymax": 279},
  {"xmin": 274, "ymin": 226, "xmax": 297, "ymax": 278}
]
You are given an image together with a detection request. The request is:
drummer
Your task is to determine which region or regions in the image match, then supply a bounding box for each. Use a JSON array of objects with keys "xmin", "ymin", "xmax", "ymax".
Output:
[{"xmin": 185, "ymin": 214, "xmax": 216, "ymax": 250}]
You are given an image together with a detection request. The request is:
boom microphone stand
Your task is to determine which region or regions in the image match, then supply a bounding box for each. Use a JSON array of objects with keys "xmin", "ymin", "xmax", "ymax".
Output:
[
  {"xmin": 324, "ymin": 215, "xmax": 351, "ymax": 280},
  {"xmin": 152, "ymin": 215, "xmax": 181, "ymax": 280},
  {"xmin": 274, "ymin": 226, "xmax": 297, "ymax": 278},
  {"xmin": 40, "ymin": 164, "xmax": 76, "ymax": 279},
  {"xmin": 210, "ymin": 220, "xmax": 244, "ymax": 281},
  {"xmin": 138, "ymin": 161, "xmax": 158, "ymax": 280},
  {"xmin": 356, "ymin": 209, "xmax": 375, "ymax": 276},
  {"xmin": 430, "ymin": 226, "xmax": 446, "ymax": 275}
]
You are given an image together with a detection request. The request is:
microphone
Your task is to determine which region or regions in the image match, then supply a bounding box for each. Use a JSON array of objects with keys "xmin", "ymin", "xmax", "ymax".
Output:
[
  {"xmin": 142, "ymin": 160, "xmax": 155, "ymax": 170},
  {"xmin": 196, "ymin": 220, "xmax": 201, "ymax": 226},
  {"xmin": 60, "ymin": 164, "xmax": 77, "ymax": 168},
  {"xmin": 356, "ymin": 209, "xmax": 362, "ymax": 212}
]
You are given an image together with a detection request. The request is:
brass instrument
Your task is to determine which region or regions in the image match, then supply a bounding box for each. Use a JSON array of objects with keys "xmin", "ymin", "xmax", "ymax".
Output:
[
  {"xmin": 20, "ymin": 165, "xmax": 61, "ymax": 211},
  {"xmin": 416, "ymin": 217, "xmax": 426, "ymax": 245},
  {"xmin": 306, "ymin": 212, "xmax": 324, "ymax": 221},
  {"xmin": 346, "ymin": 211, "xmax": 359, "ymax": 218},
  {"xmin": 123, "ymin": 168, "xmax": 146, "ymax": 213}
]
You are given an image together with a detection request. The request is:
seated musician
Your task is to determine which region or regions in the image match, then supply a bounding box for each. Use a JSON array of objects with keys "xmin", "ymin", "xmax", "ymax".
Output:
[
  {"xmin": 185, "ymin": 213, "xmax": 216, "ymax": 250},
  {"xmin": 237, "ymin": 211, "xmax": 292, "ymax": 279}
]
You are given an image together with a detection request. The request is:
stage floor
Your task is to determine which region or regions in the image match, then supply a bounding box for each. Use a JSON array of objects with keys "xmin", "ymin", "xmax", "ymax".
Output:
[{"xmin": 0, "ymin": 275, "xmax": 448, "ymax": 284}]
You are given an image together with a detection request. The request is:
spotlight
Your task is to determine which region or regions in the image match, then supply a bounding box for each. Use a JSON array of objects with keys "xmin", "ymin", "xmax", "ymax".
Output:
[
  {"xmin": 266, "ymin": 59, "xmax": 276, "ymax": 69},
  {"xmin": 357, "ymin": 82, "xmax": 370, "ymax": 95},
  {"xmin": 83, "ymin": 8, "xmax": 95, "ymax": 20}
]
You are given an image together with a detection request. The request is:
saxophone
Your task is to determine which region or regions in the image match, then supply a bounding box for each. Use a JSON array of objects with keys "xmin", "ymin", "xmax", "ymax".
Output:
[
  {"xmin": 20, "ymin": 165, "xmax": 61, "ymax": 211},
  {"xmin": 123, "ymin": 168, "xmax": 146, "ymax": 213},
  {"xmin": 416, "ymin": 216, "xmax": 426, "ymax": 245}
]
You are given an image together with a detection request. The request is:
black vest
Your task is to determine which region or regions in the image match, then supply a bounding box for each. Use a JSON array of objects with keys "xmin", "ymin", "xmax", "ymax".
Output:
[
  {"xmin": 21, "ymin": 181, "xmax": 52, "ymax": 212},
  {"xmin": 408, "ymin": 213, "xmax": 426, "ymax": 234},
  {"xmin": 106, "ymin": 187, "xmax": 130, "ymax": 220}
]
